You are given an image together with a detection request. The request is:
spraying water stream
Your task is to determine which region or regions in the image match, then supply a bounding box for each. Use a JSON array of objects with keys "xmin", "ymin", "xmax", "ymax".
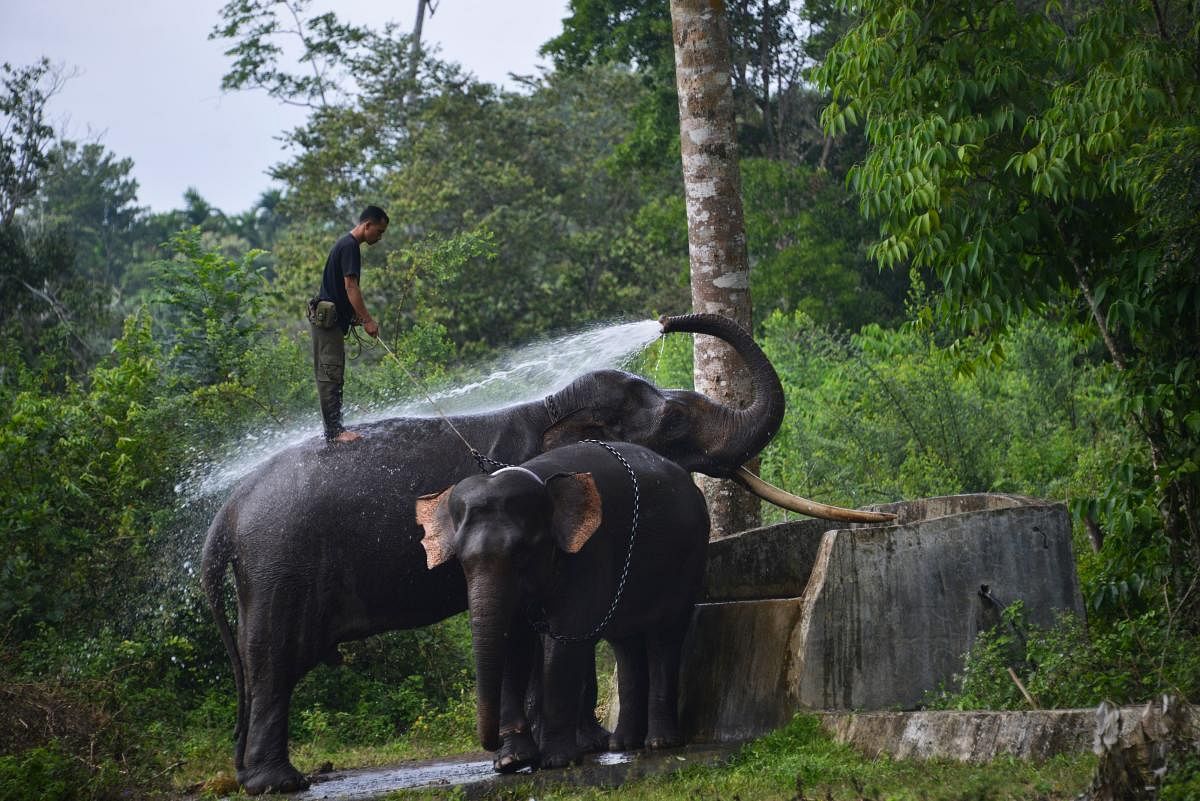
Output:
[{"xmin": 176, "ymin": 319, "xmax": 665, "ymax": 505}]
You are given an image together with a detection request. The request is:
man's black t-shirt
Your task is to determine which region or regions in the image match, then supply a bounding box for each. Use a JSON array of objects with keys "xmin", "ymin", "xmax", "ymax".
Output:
[{"xmin": 318, "ymin": 233, "xmax": 362, "ymax": 333}]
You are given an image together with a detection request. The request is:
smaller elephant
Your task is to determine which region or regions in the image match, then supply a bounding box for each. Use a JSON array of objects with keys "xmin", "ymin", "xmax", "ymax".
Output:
[{"xmin": 416, "ymin": 440, "xmax": 709, "ymax": 768}]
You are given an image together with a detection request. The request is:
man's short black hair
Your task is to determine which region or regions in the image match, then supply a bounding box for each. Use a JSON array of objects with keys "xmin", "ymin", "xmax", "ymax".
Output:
[{"xmin": 359, "ymin": 205, "xmax": 389, "ymax": 225}]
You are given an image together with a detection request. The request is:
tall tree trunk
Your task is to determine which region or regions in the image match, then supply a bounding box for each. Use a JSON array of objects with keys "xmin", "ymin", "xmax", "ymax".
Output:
[
  {"xmin": 670, "ymin": 0, "xmax": 760, "ymax": 539},
  {"xmin": 760, "ymin": 0, "xmax": 775, "ymax": 158},
  {"xmin": 410, "ymin": 0, "xmax": 429, "ymax": 81},
  {"xmin": 406, "ymin": 0, "xmax": 434, "ymax": 105}
]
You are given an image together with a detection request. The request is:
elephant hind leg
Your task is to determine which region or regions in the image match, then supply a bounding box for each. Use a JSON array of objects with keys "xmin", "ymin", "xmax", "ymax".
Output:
[
  {"xmin": 537, "ymin": 638, "xmax": 589, "ymax": 768},
  {"xmin": 644, "ymin": 619, "xmax": 689, "ymax": 750},
  {"xmin": 607, "ymin": 635, "xmax": 649, "ymax": 751},
  {"xmin": 575, "ymin": 651, "xmax": 610, "ymax": 753},
  {"xmin": 237, "ymin": 608, "xmax": 321, "ymax": 794},
  {"xmin": 237, "ymin": 672, "xmax": 309, "ymax": 794}
]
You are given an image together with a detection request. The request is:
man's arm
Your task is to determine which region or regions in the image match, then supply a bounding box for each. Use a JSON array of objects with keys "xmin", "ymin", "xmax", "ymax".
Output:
[{"xmin": 344, "ymin": 275, "xmax": 379, "ymax": 337}]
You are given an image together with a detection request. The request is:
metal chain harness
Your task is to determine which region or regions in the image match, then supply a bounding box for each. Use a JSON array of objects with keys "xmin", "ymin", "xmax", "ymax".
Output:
[
  {"xmin": 472, "ymin": 449, "xmax": 511, "ymax": 472},
  {"xmin": 532, "ymin": 439, "xmax": 641, "ymax": 643}
]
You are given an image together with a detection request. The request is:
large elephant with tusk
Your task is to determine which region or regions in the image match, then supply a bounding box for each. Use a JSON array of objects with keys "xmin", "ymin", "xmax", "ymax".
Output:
[{"xmin": 200, "ymin": 312, "xmax": 891, "ymax": 794}]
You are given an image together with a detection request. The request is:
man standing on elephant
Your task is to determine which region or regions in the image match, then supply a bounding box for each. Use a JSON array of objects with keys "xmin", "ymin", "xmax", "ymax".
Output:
[{"xmin": 308, "ymin": 205, "xmax": 389, "ymax": 443}]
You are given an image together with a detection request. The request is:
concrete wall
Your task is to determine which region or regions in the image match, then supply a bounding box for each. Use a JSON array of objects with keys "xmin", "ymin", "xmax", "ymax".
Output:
[
  {"xmin": 677, "ymin": 494, "xmax": 1086, "ymax": 743},
  {"xmin": 818, "ymin": 703, "xmax": 1200, "ymax": 763}
]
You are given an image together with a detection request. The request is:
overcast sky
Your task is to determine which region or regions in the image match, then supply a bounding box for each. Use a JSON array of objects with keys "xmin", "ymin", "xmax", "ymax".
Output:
[{"xmin": 1, "ymin": 1, "xmax": 569, "ymax": 214}]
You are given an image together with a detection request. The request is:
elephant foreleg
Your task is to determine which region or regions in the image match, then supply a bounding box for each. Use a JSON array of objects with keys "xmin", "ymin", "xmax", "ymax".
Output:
[
  {"xmin": 494, "ymin": 620, "xmax": 538, "ymax": 773},
  {"xmin": 607, "ymin": 635, "xmax": 649, "ymax": 751}
]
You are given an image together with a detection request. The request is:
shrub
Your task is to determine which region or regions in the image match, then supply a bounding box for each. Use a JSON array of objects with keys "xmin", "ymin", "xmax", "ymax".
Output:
[
  {"xmin": 0, "ymin": 745, "xmax": 93, "ymax": 801},
  {"xmin": 755, "ymin": 310, "xmax": 1126, "ymax": 522},
  {"xmin": 289, "ymin": 619, "xmax": 474, "ymax": 748},
  {"xmin": 927, "ymin": 602, "xmax": 1200, "ymax": 710}
]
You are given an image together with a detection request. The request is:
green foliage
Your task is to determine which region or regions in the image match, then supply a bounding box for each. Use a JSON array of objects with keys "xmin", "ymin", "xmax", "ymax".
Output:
[
  {"xmin": 0, "ymin": 222, "xmax": 101, "ymax": 380},
  {"xmin": 290, "ymin": 620, "xmax": 473, "ymax": 747},
  {"xmin": 210, "ymin": 0, "xmax": 374, "ymax": 108},
  {"xmin": 1161, "ymin": 751, "xmax": 1200, "ymax": 801},
  {"xmin": 0, "ymin": 745, "xmax": 92, "ymax": 801},
  {"xmin": 541, "ymin": 1, "xmax": 682, "ymax": 172},
  {"xmin": 34, "ymin": 140, "xmax": 143, "ymax": 292},
  {"xmin": 754, "ymin": 310, "xmax": 1121, "ymax": 516},
  {"xmin": 150, "ymin": 226, "xmax": 267, "ymax": 386},
  {"xmin": 928, "ymin": 602, "xmax": 1200, "ymax": 711},
  {"xmin": 1, "ymin": 59, "xmax": 59, "ymax": 225},
  {"xmin": 543, "ymin": 2, "xmax": 858, "ymax": 166},
  {"xmin": 0, "ymin": 615, "xmax": 236, "ymax": 798},
  {"xmin": 271, "ymin": 61, "xmax": 691, "ymax": 352},
  {"xmin": 743, "ymin": 158, "xmax": 907, "ymax": 329},
  {"xmin": 818, "ymin": 1, "xmax": 1200, "ymax": 588},
  {"xmin": 542, "ymin": 1, "xmax": 672, "ymax": 72},
  {"xmin": 0, "ymin": 312, "xmax": 178, "ymax": 637}
]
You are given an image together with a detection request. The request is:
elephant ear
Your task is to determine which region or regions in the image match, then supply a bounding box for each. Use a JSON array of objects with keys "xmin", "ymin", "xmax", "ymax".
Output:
[
  {"xmin": 547, "ymin": 473, "xmax": 602, "ymax": 554},
  {"xmin": 415, "ymin": 486, "xmax": 456, "ymax": 569}
]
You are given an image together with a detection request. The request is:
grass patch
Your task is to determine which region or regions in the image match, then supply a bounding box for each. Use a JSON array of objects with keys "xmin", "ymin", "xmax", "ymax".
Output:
[{"xmin": 385, "ymin": 715, "xmax": 1095, "ymax": 801}]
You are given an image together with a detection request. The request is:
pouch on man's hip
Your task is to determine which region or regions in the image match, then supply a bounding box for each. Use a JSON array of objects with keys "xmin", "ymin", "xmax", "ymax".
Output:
[{"xmin": 307, "ymin": 298, "xmax": 337, "ymax": 329}]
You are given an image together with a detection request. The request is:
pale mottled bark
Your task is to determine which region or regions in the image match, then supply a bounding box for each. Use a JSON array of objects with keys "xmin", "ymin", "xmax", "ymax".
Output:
[{"xmin": 671, "ymin": 0, "xmax": 760, "ymax": 539}]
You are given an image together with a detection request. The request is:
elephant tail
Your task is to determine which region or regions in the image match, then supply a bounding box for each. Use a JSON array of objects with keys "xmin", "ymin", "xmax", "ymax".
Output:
[{"xmin": 200, "ymin": 501, "xmax": 248, "ymax": 771}]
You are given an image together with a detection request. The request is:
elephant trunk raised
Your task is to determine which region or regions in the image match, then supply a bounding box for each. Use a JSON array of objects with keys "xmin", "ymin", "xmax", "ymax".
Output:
[
  {"xmin": 465, "ymin": 566, "xmax": 518, "ymax": 752},
  {"xmin": 659, "ymin": 313, "xmax": 785, "ymax": 474},
  {"xmin": 659, "ymin": 313, "xmax": 893, "ymax": 524}
]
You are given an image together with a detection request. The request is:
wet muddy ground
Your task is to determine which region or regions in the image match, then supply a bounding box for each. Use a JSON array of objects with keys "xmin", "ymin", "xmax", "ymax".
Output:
[{"xmin": 261, "ymin": 743, "xmax": 741, "ymax": 800}]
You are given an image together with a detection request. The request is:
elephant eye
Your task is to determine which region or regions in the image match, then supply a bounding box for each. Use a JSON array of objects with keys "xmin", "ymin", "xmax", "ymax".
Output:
[{"xmin": 661, "ymin": 403, "xmax": 689, "ymax": 438}]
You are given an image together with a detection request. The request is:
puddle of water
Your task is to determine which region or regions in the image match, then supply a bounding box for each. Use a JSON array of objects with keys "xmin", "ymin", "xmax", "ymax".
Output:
[
  {"xmin": 591, "ymin": 750, "xmax": 638, "ymax": 766},
  {"xmin": 280, "ymin": 744, "xmax": 740, "ymax": 800},
  {"xmin": 294, "ymin": 757, "xmax": 496, "ymax": 799}
]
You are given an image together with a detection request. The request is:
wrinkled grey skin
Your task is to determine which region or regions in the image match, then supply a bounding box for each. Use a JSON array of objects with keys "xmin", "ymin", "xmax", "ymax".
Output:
[
  {"xmin": 199, "ymin": 313, "xmax": 782, "ymax": 794},
  {"xmin": 419, "ymin": 442, "xmax": 710, "ymax": 769}
]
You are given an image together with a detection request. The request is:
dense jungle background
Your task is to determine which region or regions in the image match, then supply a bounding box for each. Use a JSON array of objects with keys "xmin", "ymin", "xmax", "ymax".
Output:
[{"xmin": 1, "ymin": 1, "xmax": 1198, "ymax": 798}]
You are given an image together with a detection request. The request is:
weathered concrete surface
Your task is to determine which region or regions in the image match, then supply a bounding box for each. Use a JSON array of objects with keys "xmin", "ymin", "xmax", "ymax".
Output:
[
  {"xmin": 797, "ymin": 500, "xmax": 1081, "ymax": 710},
  {"xmin": 866, "ymin": 493, "xmax": 1047, "ymax": 524},
  {"xmin": 676, "ymin": 599, "xmax": 803, "ymax": 741},
  {"xmin": 818, "ymin": 704, "xmax": 1200, "ymax": 763},
  {"xmin": 678, "ymin": 494, "xmax": 1086, "ymax": 742},
  {"xmin": 703, "ymin": 518, "xmax": 829, "ymax": 601}
]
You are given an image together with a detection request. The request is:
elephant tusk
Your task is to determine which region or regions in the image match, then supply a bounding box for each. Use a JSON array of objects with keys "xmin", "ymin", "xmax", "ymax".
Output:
[{"xmin": 733, "ymin": 467, "xmax": 896, "ymax": 523}]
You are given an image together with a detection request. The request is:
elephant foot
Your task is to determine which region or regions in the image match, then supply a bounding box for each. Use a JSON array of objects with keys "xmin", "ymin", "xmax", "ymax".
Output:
[
  {"xmin": 608, "ymin": 729, "xmax": 645, "ymax": 753},
  {"xmin": 645, "ymin": 732, "xmax": 684, "ymax": 750},
  {"xmin": 539, "ymin": 743, "xmax": 583, "ymax": 769},
  {"xmin": 494, "ymin": 730, "xmax": 539, "ymax": 774},
  {"xmin": 575, "ymin": 717, "xmax": 610, "ymax": 753},
  {"xmin": 238, "ymin": 761, "xmax": 310, "ymax": 795},
  {"xmin": 646, "ymin": 719, "xmax": 683, "ymax": 750}
]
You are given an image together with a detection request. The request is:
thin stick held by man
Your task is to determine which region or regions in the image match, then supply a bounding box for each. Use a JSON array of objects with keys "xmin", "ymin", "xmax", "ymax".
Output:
[{"xmin": 308, "ymin": 206, "xmax": 389, "ymax": 443}]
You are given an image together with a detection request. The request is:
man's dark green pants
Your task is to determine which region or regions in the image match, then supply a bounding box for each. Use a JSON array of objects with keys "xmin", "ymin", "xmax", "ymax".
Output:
[{"xmin": 310, "ymin": 322, "xmax": 347, "ymax": 440}]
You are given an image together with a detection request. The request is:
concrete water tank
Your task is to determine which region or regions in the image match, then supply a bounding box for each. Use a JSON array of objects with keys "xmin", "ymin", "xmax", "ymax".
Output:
[{"xmin": 677, "ymin": 494, "xmax": 1085, "ymax": 742}]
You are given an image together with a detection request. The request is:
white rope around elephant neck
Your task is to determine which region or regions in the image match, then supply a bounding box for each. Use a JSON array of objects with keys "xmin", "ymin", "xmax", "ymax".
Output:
[{"xmin": 490, "ymin": 466, "xmax": 543, "ymax": 483}]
